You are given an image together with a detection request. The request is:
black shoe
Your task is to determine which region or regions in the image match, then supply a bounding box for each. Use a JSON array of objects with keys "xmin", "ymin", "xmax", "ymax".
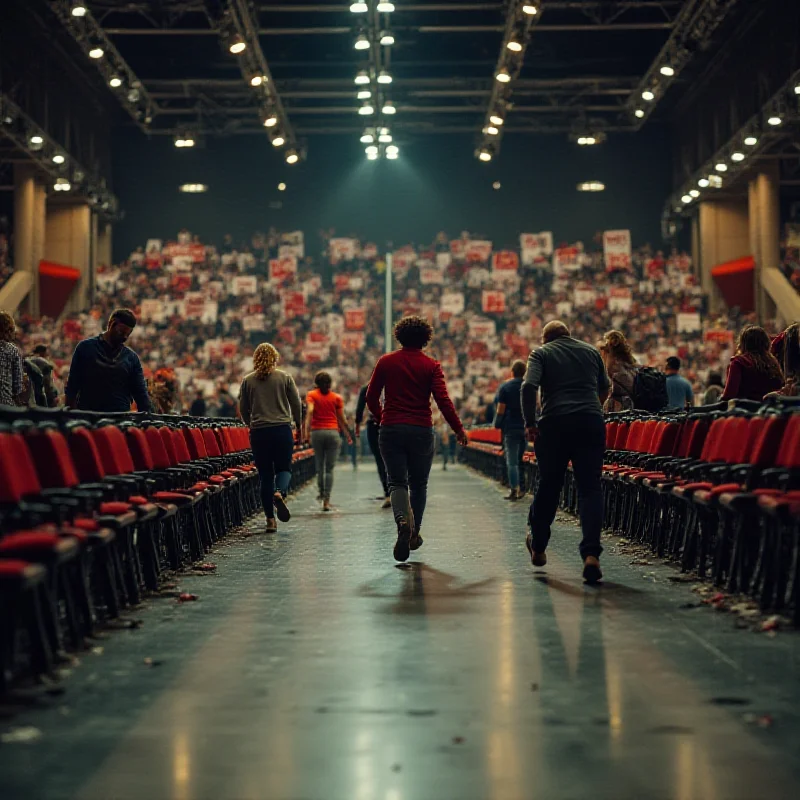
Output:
[
  {"xmin": 583, "ymin": 557, "xmax": 603, "ymax": 585},
  {"xmin": 504, "ymin": 490, "xmax": 520, "ymax": 501},
  {"xmin": 273, "ymin": 493, "xmax": 291, "ymax": 523},
  {"xmin": 526, "ymin": 533, "xmax": 547, "ymax": 567},
  {"xmin": 393, "ymin": 517, "xmax": 412, "ymax": 562},
  {"xmin": 410, "ymin": 531, "xmax": 424, "ymax": 551}
]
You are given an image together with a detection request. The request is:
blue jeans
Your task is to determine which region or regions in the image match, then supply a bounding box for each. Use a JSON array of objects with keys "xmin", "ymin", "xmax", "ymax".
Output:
[
  {"xmin": 379, "ymin": 424, "xmax": 435, "ymax": 533},
  {"xmin": 504, "ymin": 429, "xmax": 526, "ymax": 490},
  {"xmin": 250, "ymin": 425, "xmax": 294, "ymax": 519}
]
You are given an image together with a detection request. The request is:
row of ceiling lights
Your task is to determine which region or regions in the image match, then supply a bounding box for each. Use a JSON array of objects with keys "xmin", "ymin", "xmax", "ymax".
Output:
[{"xmin": 477, "ymin": 2, "xmax": 541, "ymax": 163}]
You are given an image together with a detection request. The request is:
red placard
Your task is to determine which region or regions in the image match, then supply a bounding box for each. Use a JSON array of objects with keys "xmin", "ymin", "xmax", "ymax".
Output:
[
  {"xmin": 341, "ymin": 331, "xmax": 365, "ymax": 352},
  {"xmin": 163, "ymin": 242, "xmax": 206, "ymax": 263},
  {"xmin": 282, "ymin": 291, "xmax": 307, "ymax": 319},
  {"xmin": 492, "ymin": 250, "xmax": 519, "ymax": 272},
  {"xmin": 482, "ymin": 290, "xmax": 506, "ymax": 314},
  {"xmin": 345, "ymin": 308, "xmax": 366, "ymax": 330},
  {"xmin": 269, "ymin": 256, "xmax": 297, "ymax": 283}
]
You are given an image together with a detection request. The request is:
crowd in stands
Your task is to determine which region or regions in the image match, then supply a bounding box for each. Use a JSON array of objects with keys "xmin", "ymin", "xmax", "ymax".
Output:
[{"xmin": 1, "ymin": 225, "xmax": 788, "ymax": 426}]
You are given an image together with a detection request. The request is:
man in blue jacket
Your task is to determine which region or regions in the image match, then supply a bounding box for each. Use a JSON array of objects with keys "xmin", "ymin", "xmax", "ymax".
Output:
[{"xmin": 494, "ymin": 359, "xmax": 527, "ymax": 501}]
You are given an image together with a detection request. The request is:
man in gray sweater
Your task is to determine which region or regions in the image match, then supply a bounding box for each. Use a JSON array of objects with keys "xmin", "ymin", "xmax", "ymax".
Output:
[{"xmin": 521, "ymin": 321, "xmax": 610, "ymax": 583}]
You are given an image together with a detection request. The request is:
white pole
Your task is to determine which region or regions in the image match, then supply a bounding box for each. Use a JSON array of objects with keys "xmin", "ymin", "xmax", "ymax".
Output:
[{"xmin": 384, "ymin": 251, "xmax": 393, "ymax": 354}]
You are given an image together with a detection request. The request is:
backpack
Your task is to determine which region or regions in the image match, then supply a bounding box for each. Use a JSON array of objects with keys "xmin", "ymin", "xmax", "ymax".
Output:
[{"xmin": 632, "ymin": 366, "xmax": 668, "ymax": 411}]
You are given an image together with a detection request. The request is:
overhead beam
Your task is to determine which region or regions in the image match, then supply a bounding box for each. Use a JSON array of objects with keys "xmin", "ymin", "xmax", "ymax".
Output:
[{"xmin": 153, "ymin": 104, "xmax": 624, "ymax": 115}]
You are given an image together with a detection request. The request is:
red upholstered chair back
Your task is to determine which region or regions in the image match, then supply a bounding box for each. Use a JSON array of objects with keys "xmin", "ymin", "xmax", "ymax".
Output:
[
  {"xmin": 749, "ymin": 415, "xmax": 788, "ymax": 468},
  {"xmin": 612, "ymin": 422, "xmax": 630, "ymax": 450},
  {"xmin": 719, "ymin": 416, "xmax": 750, "ymax": 464},
  {"xmin": 0, "ymin": 432, "xmax": 42, "ymax": 502},
  {"xmin": 68, "ymin": 426, "xmax": 107, "ymax": 482},
  {"xmin": 171, "ymin": 429, "xmax": 192, "ymax": 463},
  {"xmin": 685, "ymin": 418, "xmax": 709, "ymax": 459},
  {"xmin": 698, "ymin": 418, "xmax": 728, "ymax": 462},
  {"xmin": 158, "ymin": 427, "xmax": 179, "ymax": 466},
  {"xmin": 605, "ymin": 422, "xmax": 618, "ymax": 450},
  {"xmin": 639, "ymin": 420, "xmax": 659, "ymax": 453},
  {"xmin": 625, "ymin": 421, "xmax": 645, "ymax": 453},
  {"xmin": 144, "ymin": 426, "xmax": 172, "ymax": 469},
  {"xmin": 24, "ymin": 429, "xmax": 80, "ymax": 489},
  {"xmin": 776, "ymin": 414, "xmax": 800, "ymax": 469},
  {"xmin": 91, "ymin": 426, "xmax": 136, "ymax": 476},
  {"xmin": 202, "ymin": 428, "xmax": 222, "ymax": 457},
  {"xmin": 184, "ymin": 428, "xmax": 207, "ymax": 459},
  {"xmin": 127, "ymin": 427, "xmax": 155, "ymax": 471}
]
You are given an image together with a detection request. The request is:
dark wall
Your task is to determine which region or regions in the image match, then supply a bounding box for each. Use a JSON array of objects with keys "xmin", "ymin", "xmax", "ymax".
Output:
[{"xmin": 112, "ymin": 127, "xmax": 672, "ymax": 262}]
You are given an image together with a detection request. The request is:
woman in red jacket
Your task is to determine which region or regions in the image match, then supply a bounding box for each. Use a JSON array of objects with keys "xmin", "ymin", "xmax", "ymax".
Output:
[
  {"xmin": 720, "ymin": 325, "xmax": 783, "ymax": 402},
  {"xmin": 366, "ymin": 316, "xmax": 468, "ymax": 562}
]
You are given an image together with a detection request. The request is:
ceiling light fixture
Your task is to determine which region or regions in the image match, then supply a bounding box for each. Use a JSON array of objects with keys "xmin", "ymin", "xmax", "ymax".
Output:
[
  {"xmin": 507, "ymin": 39, "xmax": 523, "ymax": 53},
  {"xmin": 264, "ymin": 114, "xmax": 278, "ymax": 127},
  {"xmin": 358, "ymin": 102, "xmax": 375, "ymax": 115},
  {"xmin": 88, "ymin": 46, "xmax": 104, "ymax": 59},
  {"xmin": 29, "ymin": 135, "xmax": 44, "ymax": 148},
  {"xmin": 478, "ymin": 149, "xmax": 492, "ymax": 162},
  {"xmin": 744, "ymin": 135, "xmax": 758, "ymax": 146},
  {"xmin": 522, "ymin": 3, "xmax": 540, "ymax": 14},
  {"xmin": 350, "ymin": 2, "xmax": 368, "ymax": 12},
  {"xmin": 377, "ymin": 70, "xmax": 392, "ymax": 84},
  {"xmin": 634, "ymin": 108, "xmax": 645, "ymax": 119},
  {"xmin": 54, "ymin": 177, "xmax": 72, "ymax": 192},
  {"xmin": 489, "ymin": 114, "xmax": 504, "ymax": 126},
  {"xmin": 380, "ymin": 30, "xmax": 395, "ymax": 46},
  {"xmin": 577, "ymin": 181, "xmax": 604, "ymax": 192},
  {"xmin": 355, "ymin": 70, "xmax": 370, "ymax": 85},
  {"xmin": 660, "ymin": 65, "xmax": 675, "ymax": 77},
  {"xmin": 715, "ymin": 162, "xmax": 728, "ymax": 172},
  {"xmin": 109, "ymin": 76, "xmax": 122, "ymax": 88},
  {"xmin": 641, "ymin": 89, "xmax": 655, "ymax": 101},
  {"xmin": 70, "ymin": 3, "xmax": 87, "ymax": 17},
  {"xmin": 495, "ymin": 68, "xmax": 511, "ymax": 83},
  {"xmin": 52, "ymin": 153, "xmax": 65, "ymax": 164},
  {"xmin": 360, "ymin": 131, "xmax": 375, "ymax": 144},
  {"xmin": 382, "ymin": 101, "xmax": 396, "ymax": 115},
  {"xmin": 698, "ymin": 178, "xmax": 710, "ymax": 188},
  {"xmin": 357, "ymin": 89, "xmax": 372, "ymax": 100},
  {"xmin": 377, "ymin": 2, "xmax": 395, "ymax": 12},
  {"xmin": 278, "ymin": 182, "xmax": 286, "ymax": 192},
  {"xmin": 354, "ymin": 33, "xmax": 370, "ymax": 51},
  {"xmin": 286, "ymin": 150, "xmax": 299, "ymax": 164},
  {"xmin": 731, "ymin": 151, "xmax": 745, "ymax": 162},
  {"xmin": 178, "ymin": 183, "xmax": 208, "ymax": 193},
  {"xmin": 365, "ymin": 144, "xmax": 379, "ymax": 157},
  {"xmin": 228, "ymin": 36, "xmax": 246, "ymax": 54},
  {"xmin": 681, "ymin": 194, "xmax": 692, "ymax": 204},
  {"xmin": 689, "ymin": 189, "xmax": 700, "ymax": 198},
  {"xmin": 378, "ymin": 127, "xmax": 392, "ymax": 143},
  {"xmin": 272, "ymin": 135, "xmax": 286, "ymax": 147},
  {"xmin": 250, "ymin": 75, "xmax": 264, "ymax": 86},
  {"xmin": 486, "ymin": 125, "xmax": 498, "ymax": 135},
  {"xmin": 767, "ymin": 114, "xmax": 782, "ymax": 126}
]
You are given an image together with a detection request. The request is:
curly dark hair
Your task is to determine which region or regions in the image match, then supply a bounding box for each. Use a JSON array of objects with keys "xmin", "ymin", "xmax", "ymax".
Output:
[
  {"xmin": 394, "ymin": 315, "xmax": 433, "ymax": 349},
  {"xmin": 314, "ymin": 370, "xmax": 333, "ymax": 394},
  {"xmin": 736, "ymin": 325, "xmax": 782, "ymax": 380}
]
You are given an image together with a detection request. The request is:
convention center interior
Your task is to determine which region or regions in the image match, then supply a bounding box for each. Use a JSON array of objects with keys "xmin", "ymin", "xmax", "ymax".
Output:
[{"xmin": 2, "ymin": 0, "xmax": 800, "ymax": 797}]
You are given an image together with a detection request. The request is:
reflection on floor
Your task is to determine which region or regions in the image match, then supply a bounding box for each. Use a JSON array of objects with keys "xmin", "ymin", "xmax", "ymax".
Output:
[{"xmin": 2, "ymin": 464, "xmax": 800, "ymax": 800}]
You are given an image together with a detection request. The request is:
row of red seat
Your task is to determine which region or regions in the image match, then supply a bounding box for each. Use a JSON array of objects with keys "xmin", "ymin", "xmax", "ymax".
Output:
[{"xmin": 0, "ymin": 408, "xmax": 314, "ymax": 692}]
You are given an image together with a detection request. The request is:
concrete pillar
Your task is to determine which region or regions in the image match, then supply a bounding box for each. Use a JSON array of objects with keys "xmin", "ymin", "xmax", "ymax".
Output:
[
  {"xmin": 749, "ymin": 164, "xmax": 780, "ymax": 325},
  {"xmin": 697, "ymin": 197, "xmax": 750, "ymax": 313},
  {"xmin": 13, "ymin": 164, "xmax": 46, "ymax": 316},
  {"xmin": 45, "ymin": 201, "xmax": 92, "ymax": 314}
]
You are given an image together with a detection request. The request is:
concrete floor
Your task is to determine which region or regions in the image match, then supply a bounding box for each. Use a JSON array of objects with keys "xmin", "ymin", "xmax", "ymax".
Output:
[{"xmin": 2, "ymin": 464, "xmax": 800, "ymax": 800}]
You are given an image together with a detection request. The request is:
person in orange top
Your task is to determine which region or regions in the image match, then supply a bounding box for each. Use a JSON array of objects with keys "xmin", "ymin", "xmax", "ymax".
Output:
[{"xmin": 305, "ymin": 371, "xmax": 352, "ymax": 511}]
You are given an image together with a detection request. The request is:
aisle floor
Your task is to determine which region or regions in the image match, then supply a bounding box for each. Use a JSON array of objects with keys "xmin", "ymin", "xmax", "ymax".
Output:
[{"xmin": 3, "ymin": 463, "xmax": 800, "ymax": 800}]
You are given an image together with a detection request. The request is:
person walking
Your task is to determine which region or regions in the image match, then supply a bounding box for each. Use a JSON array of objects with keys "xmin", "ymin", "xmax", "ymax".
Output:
[
  {"xmin": 664, "ymin": 357, "xmax": 695, "ymax": 409},
  {"xmin": 305, "ymin": 371, "xmax": 352, "ymax": 512},
  {"xmin": 522, "ymin": 320, "xmax": 609, "ymax": 584},
  {"xmin": 355, "ymin": 382, "xmax": 392, "ymax": 508},
  {"xmin": 238, "ymin": 343, "xmax": 302, "ymax": 532},
  {"xmin": 494, "ymin": 359, "xmax": 527, "ymax": 500},
  {"xmin": 366, "ymin": 316, "xmax": 468, "ymax": 562},
  {"xmin": 720, "ymin": 326, "xmax": 783, "ymax": 402},
  {"xmin": 0, "ymin": 311, "xmax": 30, "ymax": 407},
  {"xmin": 599, "ymin": 330, "xmax": 637, "ymax": 412},
  {"xmin": 65, "ymin": 308, "xmax": 151, "ymax": 412}
]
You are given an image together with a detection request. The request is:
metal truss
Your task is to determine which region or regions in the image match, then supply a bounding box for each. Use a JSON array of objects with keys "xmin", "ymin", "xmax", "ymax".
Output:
[
  {"xmin": 627, "ymin": 0, "xmax": 746, "ymax": 128},
  {"xmin": 0, "ymin": 92, "xmax": 120, "ymax": 219}
]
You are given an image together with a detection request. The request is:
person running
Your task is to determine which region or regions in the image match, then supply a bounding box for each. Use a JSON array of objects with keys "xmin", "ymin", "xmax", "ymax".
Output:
[
  {"xmin": 305, "ymin": 371, "xmax": 352, "ymax": 512},
  {"xmin": 238, "ymin": 343, "xmax": 302, "ymax": 532},
  {"xmin": 522, "ymin": 320, "xmax": 609, "ymax": 584},
  {"xmin": 366, "ymin": 316, "xmax": 468, "ymax": 562},
  {"xmin": 355, "ymin": 383, "xmax": 392, "ymax": 508}
]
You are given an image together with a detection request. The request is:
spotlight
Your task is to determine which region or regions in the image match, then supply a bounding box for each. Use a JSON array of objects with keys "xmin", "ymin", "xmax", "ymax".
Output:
[
  {"xmin": 365, "ymin": 144, "xmax": 379, "ymax": 157},
  {"xmin": 355, "ymin": 70, "xmax": 370, "ymax": 85},
  {"xmin": 659, "ymin": 65, "xmax": 675, "ymax": 77},
  {"xmin": 767, "ymin": 114, "xmax": 782, "ymax": 126},
  {"xmin": 731, "ymin": 151, "xmax": 745, "ymax": 162},
  {"xmin": 29, "ymin": 135, "xmax": 44, "ymax": 149},
  {"xmin": 378, "ymin": 128, "xmax": 392, "ymax": 143},
  {"xmin": 689, "ymin": 189, "xmax": 700, "ymax": 198},
  {"xmin": 478, "ymin": 149, "xmax": 492, "ymax": 162},
  {"xmin": 681, "ymin": 195, "xmax": 692, "ymax": 204},
  {"xmin": 109, "ymin": 76, "xmax": 123, "ymax": 88},
  {"xmin": 127, "ymin": 88, "xmax": 140, "ymax": 103},
  {"xmin": 264, "ymin": 114, "xmax": 278, "ymax": 127},
  {"xmin": 382, "ymin": 101, "xmax": 396, "ymax": 115},
  {"xmin": 377, "ymin": 1, "xmax": 395, "ymax": 11},
  {"xmin": 744, "ymin": 135, "xmax": 758, "ymax": 146},
  {"xmin": 698, "ymin": 178, "xmax": 710, "ymax": 188},
  {"xmin": 52, "ymin": 153, "xmax": 65, "ymax": 165},
  {"xmin": 386, "ymin": 150, "xmax": 398, "ymax": 160},
  {"xmin": 577, "ymin": 137, "xmax": 586, "ymax": 145},
  {"xmin": 486, "ymin": 125, "xmax": 498, "ymax": 135},
  {"xmin": 54, "ymin": 178, "xmax": 72, "ymax": 192},
  {"xmin": 507, "ymin": 39, "xmax": 523, "ymax": 53},
  {"xmin": 88, "ymin": 46, "xmax": 104, "ymax": 59},
  {"xmin": 184, "ymin": 136, "xmax": 195, "ymax": 148},
  {"xmin": 229, "ymin": 36, "xmax": 246, "ymax": 55},
  {"xmin": 358, "ymin": 102, "xmax": 375, "ymax": 115},
  {"xmin": 577, "ymin": 181, "xmax": 605, "ymax": 192},
  {"xmin": 250, "ymin": 75, "xmax": 264, "ymax": 86},
  {"xmin": 377, "ymin": 70, "xmax": 392, "ymax": 84},
  {"xmin": 179, "ymin": 183, "xmax": 208, "ymax": 193},
  {"xmin": 386, "ymin": 144, "xmax": 399, "ymax": 156},
  {"xmin": 495, "ymin": 68, "xmax": 511, "ymax": 83},
  {"xmin": 634, "ymin": 108, "xmax": 645, "ymax": 118},
  {"xmin": 278, "ymin": 182, "xmax": 286, "ymax": 191},
  {"xmin": 367, "ymin": 151, "xmax": 379, "ymax": 160},
  {"xmin": 492, "ymin": 181, "xmax": 501, "ymax": 190},
  {"xmin": 350, "ymin": 2, "xmax": 368, "ymax": 11},
  {"xmin": 354, "ymin": 34, "xmax": 370, "ymax": 51},
  {"xmin": 585, "ymin": 136, "xmax": 596, "ymax": 145},
  {"xmin": 70, "ymin": 3, "xmax": 87, "ymax": 17},
  {"xmin": 715, "ymin": 162, "xmax": 728, "ymax": 172},
  {"xmin": 357, "ymin": 89, "xmax": 371, "ymax": 100},
  {"xmin": 286, "ymin": 149, "xmax": 299, "ymax": 164},
  {"xmin": 380, "ymin": 30, "xmax": 395, "ymax": 46},
  {"xmin": 272, "ymin": 134, "xmax": 286, "ymax": 147},
  {"xmin": 641, "ymin": 89, "xmax": 655, "ymax": 101},
  {"xmin": 489, "ymin": 114, "xmax": 504, "ymax": 126},
  {"xmin": 522, "ymin": 3, "xmax": 540, "ymax": 14},
  {"xmin": 709, "ymin": 175, "xmax": 723, "ymax": 188},
  {"xmin": 795, "ymin": 83, "xmax": 800, "ymax": 95},
  {"xmin": 360, "ymin": 131, "xmax": 375, "ymax": 143}
]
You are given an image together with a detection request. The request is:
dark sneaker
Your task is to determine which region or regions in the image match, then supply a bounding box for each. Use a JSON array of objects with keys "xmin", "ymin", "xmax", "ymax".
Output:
[
  {"xmin": 525, "ymin": 533, "xmax": 547, "ymax": 567},
  {"xmin": 393, "ymin": 517, "xmax": 413, "ymax": 562},
  {"xmin": 381, "ymin": 497, "xmax": 392, "ymax": 509},
  {"xmin": 583, "ymin": 556, "xmax": 603, "ymax": 585},
  {"xmin": 273, "ymin": 493, "xmax": 291, "ymax": 523},
  {"xmin": 266, "ymin": 518, "xmax": 277, "ymax": 533},
  {"xmin": 504, "ymin": 489, "xmax": 520, "ymax": 501},
  {"xmin": 410, "ymin": 532, "xmax": 424, "ymax": 551}
]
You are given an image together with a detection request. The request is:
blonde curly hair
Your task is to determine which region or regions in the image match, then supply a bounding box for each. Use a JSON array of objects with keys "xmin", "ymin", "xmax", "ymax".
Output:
[
  {"xmin": 601, "ymin": 329, "xmax": 635, "ymax": 365},
  {"xmin": 0, "ymin": 311, "xmax": 16, "ymax": 343},
  {"xmin": 253, "ymin": 342, "xmax": 280, "ymax": 379}
]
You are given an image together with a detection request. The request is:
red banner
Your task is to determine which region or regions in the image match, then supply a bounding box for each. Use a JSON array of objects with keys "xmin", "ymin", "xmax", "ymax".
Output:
[
  {"xmin": 466, "ymin": 240, "xmax": 492, "ymax": 263},
  {"xmin": 282, "ymin": 291, "xmax": 307, "ymax": 319},
  {"xmin": 492, "ymin": 250, "xmax": 519, "ymax": 272},
  {"xmin": 341, "ymin": 331, "xmax": 365, "ymax": 352},
  {"xmin": 269, "ymin": 256, "xmax": 297, "ymax": 283},
  {"xmin": 345, "ymin": 308, "xmax": 366, "ymax": 330},
  {"xmin": 482, "ymin": 290, "xmax": 506, "ymax": 314},
  {"xmin": 163, "ymin": 242, "xmax": 206, "ymax": 263}
]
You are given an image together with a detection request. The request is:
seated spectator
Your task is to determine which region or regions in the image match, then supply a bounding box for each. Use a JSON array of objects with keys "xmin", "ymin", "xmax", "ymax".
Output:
[
  {"xmin": 600, "ymin": 330, "xmax": 636, "ymax": 412},
  {"xmin": 720, "ymin": 325, "xmax": 783, "ymax": 402},
  {"xmin": 664, "ymin": 357, "xmax": 694, "ymax": 410},
  {"xmin": 701, "ymin": 371, "xmax": 724, "ymax": 405},
  {"xmin": 0, "ymin": 311, "xmax": 29, "ymax": 406},
  {"xmin": 29, "ymin": 344, "xmax": 59, "ymax": 407}
]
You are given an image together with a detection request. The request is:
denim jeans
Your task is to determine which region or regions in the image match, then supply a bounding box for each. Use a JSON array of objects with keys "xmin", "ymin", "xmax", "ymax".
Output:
[
  {"xmin": 528, "ymin": 413, "xmax": 605, "ymax": 559},
  {"xmin": 503, "ymin": 429, "xmax": 526, "ymax": 490},
  {"xmin": 379, "ymin": 424, "xmax": 435, "ymax": 534},
  {"xmin": 250, "ymin": 425, "xmax": 294, "ymax": 519},
  {"xmin": 311, "ymin": 429, "xmax": 340, "ymax": 500},
  {"xmin": 366, "ymin": 420, "xmax": 389, "ymax": 496}
]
